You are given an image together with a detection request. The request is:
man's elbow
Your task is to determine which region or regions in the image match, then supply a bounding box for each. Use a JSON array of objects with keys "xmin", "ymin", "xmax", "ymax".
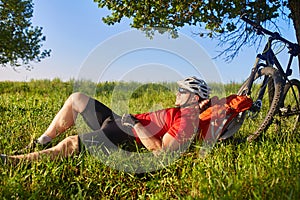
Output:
[{"xmin": 148, "ymin": 142, "xmax": 163, "ymax": 153}]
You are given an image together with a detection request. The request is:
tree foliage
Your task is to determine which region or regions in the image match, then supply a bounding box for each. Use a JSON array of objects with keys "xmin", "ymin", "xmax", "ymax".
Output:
[
  {"xmin": 0, "ymin": 0, "xmax": 50, "ymax": 69},
  {"xmin": 94, "ymin": 0, "xmax": 299, "ymax": 61}
]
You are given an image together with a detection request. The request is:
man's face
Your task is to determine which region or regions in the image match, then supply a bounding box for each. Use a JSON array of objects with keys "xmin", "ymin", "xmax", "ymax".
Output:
[{"xmin": 175, "ymin": 87, "xmax": 198, "ymax": 106}]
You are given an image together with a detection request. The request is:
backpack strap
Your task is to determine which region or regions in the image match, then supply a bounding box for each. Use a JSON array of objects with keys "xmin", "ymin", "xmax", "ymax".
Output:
[{"xmin": 199, "ymin": 94, "xmax": 253, "ymax": 142}]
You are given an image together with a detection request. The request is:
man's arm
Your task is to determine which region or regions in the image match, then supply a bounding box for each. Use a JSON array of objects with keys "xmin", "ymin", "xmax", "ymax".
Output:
[
  {"xmin": 132, "ymin": 123, "xmax": 162, "ymax": 153},
  {"xmin": 133, "ymin": 123, "xmax": 181, "ymax": 155},
  {"xmin": 121, "ymin": 113, "xmax": 182, "ymax": 155}
]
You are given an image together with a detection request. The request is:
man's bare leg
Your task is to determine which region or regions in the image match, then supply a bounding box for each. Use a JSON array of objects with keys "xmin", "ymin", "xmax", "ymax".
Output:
[
  {"xmin": 37, "ymin": 92, "xmax": 90, "ymax": 143},
  {"xmin": 9, "ymin": 135, "xmax": 79, "ymax": 163},
  {"xmin": 12, "ymin": 92, "xmax": 90, "ymax": 155}
]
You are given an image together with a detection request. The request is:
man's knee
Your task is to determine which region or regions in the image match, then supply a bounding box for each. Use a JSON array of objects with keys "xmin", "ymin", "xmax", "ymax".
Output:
[
  {"xmin": 65, "ymin": 135, "xmax": 78, "ymax": 149},
  {"xmin": 68, "ymin": 92, "xmax": 90, "ymax": 113},
  {"xmin": 67, "ymin": 135, "xmax": 78, "ymax": 143},
  {"xmin": 54, "ymin": 135, "xmax": 79, "ymax": 156}
]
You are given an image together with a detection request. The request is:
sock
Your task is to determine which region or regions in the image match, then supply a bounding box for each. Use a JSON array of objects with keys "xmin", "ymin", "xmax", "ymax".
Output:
[{"xmin": 37, "ymin": 134, "xmax": 52, "ymax": 145}]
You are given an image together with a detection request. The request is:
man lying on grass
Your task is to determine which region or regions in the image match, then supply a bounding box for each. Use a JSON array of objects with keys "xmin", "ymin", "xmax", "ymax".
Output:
[{"xmin": 0, "ymin": 76, "xmax": 210, "ymax": 164}]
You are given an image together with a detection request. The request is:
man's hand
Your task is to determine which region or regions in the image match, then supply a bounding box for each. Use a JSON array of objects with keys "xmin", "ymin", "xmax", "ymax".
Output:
[{"xmin": 121, "ymin": 114, "xmax": 140, "ymax": 128}]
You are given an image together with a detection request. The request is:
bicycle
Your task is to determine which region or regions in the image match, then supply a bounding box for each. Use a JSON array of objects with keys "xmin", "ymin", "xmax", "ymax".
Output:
[{"xmin": 222, "ymin": 15, "xmax": 300, "ymax": 142}]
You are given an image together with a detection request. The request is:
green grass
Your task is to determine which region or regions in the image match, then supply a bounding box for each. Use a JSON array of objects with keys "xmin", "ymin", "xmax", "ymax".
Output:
[{"xmin": 0, "ymin": 80, "xmax": 299, "ymax": 199}]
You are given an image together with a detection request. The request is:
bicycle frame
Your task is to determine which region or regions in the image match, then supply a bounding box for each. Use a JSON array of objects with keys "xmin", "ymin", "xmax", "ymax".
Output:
[
  {"xmin": 241, "ymin": 21, "xmax": 300, "ymax": 115},
  {"xmin": 221, "ymin": 15, "xmax": 300, "ymax": 141},
  {"xmin": 242, "ymin": 40, "xmax": 277, "ymax": 113}
]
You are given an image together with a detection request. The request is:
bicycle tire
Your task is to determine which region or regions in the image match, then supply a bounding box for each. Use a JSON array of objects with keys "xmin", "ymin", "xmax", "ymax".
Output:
[
  {"xmin": 275, "ymin": 79, "xmax": 300, "ymax": 134},
  {"xmin": 237, "ymin": 67, "xmax": 283, "ymax": 142}
]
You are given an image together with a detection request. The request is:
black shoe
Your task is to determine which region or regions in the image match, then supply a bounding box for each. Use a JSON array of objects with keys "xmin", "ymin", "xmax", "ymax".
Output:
[
  {"xmin": 13, "ymin": 140, "xmax": 51, "ymax": 155},
  {"xmin": 0, "ymin": 154, "xmax": 7, "ymax": 164}
]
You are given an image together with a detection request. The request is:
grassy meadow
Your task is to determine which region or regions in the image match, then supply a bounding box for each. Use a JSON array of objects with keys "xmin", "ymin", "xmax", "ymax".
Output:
[{"xmin": 0, "ymin": 79, "xmax": 299, "ymax": 199}]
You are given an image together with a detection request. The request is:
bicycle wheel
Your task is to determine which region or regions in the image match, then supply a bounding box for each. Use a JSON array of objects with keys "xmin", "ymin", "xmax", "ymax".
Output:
[
  {"xmin": 237, "ymin": 67, "xmax": 283, "ymax": 142},
  {"xmin": 275, "ymin": 79, "xmax": 300, "ymax": 134}
]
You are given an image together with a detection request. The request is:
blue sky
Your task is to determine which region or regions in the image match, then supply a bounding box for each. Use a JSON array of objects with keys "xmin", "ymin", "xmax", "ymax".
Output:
[{"xmin": 0, "ymin": 0, "xmax": 298, "ymax": 83}]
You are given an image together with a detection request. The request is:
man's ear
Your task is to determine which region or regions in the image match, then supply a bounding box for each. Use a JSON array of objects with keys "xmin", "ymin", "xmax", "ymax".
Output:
[{"xmin": 193, "ymin": 95, "xmax": 200, "ymax": 102}]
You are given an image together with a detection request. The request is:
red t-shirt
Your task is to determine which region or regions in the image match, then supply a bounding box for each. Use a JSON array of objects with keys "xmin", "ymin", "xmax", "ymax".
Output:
[{"xmin": 133, "ymin": 107, "xmax": 199, "ymax": 144}]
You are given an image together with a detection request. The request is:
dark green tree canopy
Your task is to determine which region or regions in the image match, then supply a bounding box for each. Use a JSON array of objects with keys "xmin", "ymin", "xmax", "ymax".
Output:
[
  {"xmin": 95, "ymin": 0, "xmax": 300, "ymax": 60},
  {"xmin": 0, "ymin": 0, "xmax": 50, "ymax": 69}
]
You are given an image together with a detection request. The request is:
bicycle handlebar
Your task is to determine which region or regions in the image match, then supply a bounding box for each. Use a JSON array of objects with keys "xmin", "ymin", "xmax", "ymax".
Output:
[{"xmin": 241, "ymin": 14, "xmax": 300, "ymax": 56}]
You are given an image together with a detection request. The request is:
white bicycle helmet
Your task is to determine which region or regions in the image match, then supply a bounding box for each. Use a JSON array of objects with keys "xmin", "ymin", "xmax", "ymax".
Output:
[{"xmin": 177, "ymin": 76, "xmax": 210, "ymax": 99}]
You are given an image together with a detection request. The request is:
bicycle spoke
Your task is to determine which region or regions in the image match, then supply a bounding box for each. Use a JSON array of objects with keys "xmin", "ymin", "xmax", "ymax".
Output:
[
  {"xmin": 275, "ymin": 79, "xmax": 300, "ymax": 135},
  {"xmin": 236, "ymin": 67, "xmax": 283, "ymax": 141}
]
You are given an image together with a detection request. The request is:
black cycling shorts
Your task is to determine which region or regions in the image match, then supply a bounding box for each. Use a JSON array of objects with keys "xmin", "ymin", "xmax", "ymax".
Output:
[{"xmin": 78, "ymin": 98, "xmax": 140, "ymax": 155}]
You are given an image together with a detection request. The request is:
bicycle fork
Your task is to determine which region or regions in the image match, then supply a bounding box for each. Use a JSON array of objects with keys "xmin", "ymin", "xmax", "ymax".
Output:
[{"xmin": 244, "ymin": 57, "xmax": 269, "ymax": 116}]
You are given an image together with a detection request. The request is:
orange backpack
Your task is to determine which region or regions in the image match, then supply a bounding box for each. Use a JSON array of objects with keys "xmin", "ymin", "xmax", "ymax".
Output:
[{"xmin": 198, "ymin": 94, "xmax": 253, "ymax": 142}]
